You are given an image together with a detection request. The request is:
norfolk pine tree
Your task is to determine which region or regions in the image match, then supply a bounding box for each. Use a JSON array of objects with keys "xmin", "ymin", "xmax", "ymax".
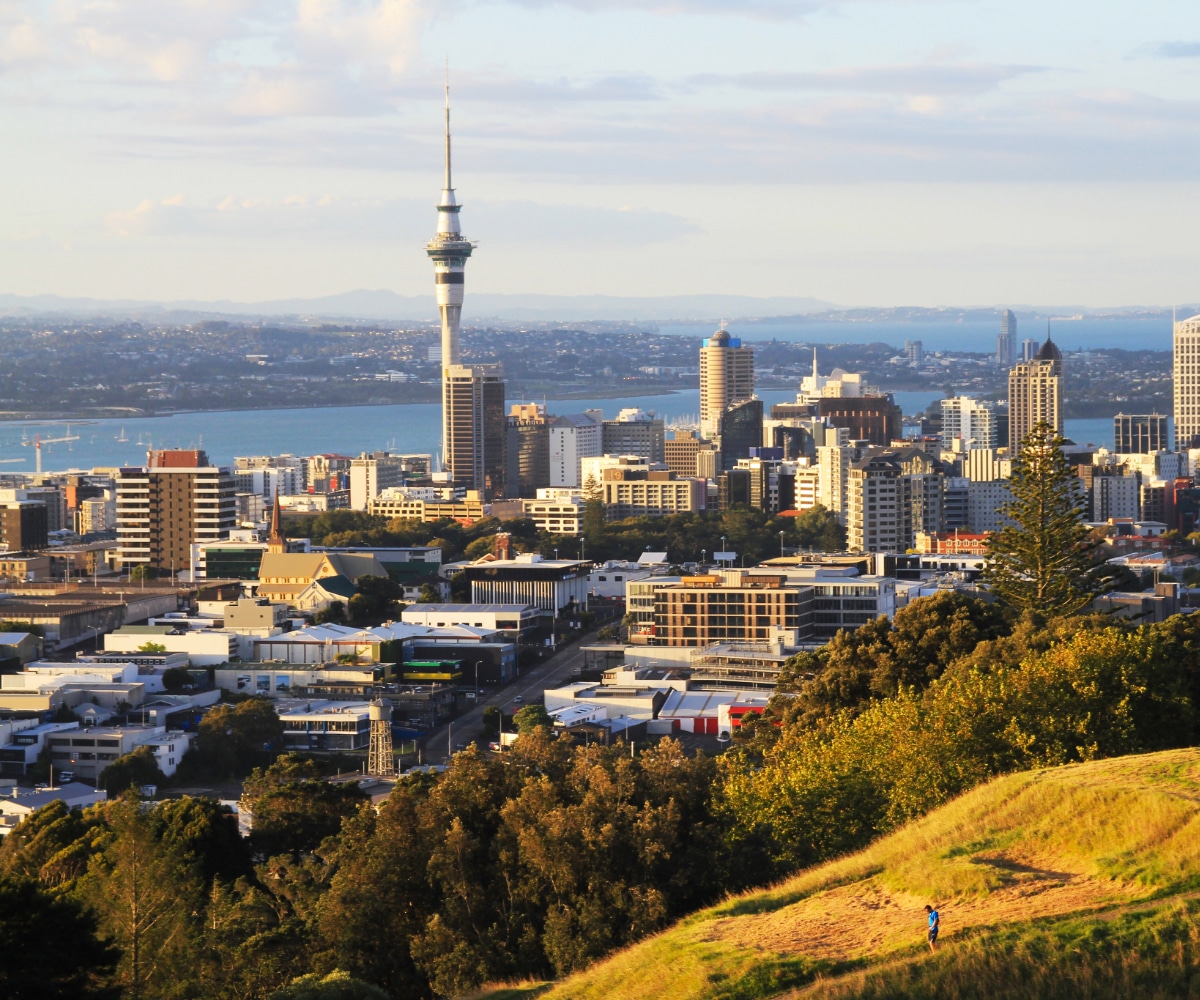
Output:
[{"xmin": 984, "ymin": 421, "xmax": 1100, "ymax": 617}]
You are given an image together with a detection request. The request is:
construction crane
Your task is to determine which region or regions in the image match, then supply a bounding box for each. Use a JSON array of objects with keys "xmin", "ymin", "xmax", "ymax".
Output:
[{"xmin": 23, "ymin": 427, "xmax": 80, "ymax": 474}]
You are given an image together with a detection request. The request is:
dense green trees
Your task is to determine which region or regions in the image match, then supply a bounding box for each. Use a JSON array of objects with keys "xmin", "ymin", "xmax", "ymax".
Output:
[
  {"xmin": 184, "ymin": 699, "xmax": 284, "ymax": 779},
  {"xmin": 287, "ymin": 505, "xmax": 848, "ymax": 568},
  {"xmin": 0, "ymin": 876, "xmax": 118, "ymax": 999},
  {"xmin": 100, "ymin": 747, "xmax": 165, "ymax": 795},
  {"xmin": 242, "ymin": 756, "xmax": 367, "ymax": 859},
  {"xmin": 724, "ymin": 614, "xmax": 1200, "ymax": 871}
]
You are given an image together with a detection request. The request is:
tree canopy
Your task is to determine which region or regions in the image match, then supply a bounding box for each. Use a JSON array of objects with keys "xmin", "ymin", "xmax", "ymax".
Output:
[{"xmin": 984, "ymin": 421, "xmax": 1101, "ymax": 617}]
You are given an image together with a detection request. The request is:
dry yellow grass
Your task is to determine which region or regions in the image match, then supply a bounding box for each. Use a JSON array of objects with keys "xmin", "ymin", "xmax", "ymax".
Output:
[{"xmin": 468, "ymin": 748, "xmax": 1200, "ymax": 1000}]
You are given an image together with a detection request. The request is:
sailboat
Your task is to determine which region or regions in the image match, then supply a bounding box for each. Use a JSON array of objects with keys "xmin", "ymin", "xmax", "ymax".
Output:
[{"xmin": 115, "ymin": 427, "xmax": 129, "ymax": 443}]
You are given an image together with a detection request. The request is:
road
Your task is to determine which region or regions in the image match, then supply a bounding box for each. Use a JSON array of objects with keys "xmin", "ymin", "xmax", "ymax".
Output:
[{"xmin": 416, "ymin": 632, "xmax": 601, "ymax": 764}]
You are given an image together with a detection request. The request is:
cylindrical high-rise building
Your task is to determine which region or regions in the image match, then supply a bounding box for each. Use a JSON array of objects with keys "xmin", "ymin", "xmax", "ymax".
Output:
[
  {"xmin": 426, "ymin": 86, "xmax": 475, "ymax": 468},
  {"xmin": 699, "ymin": 326, "xmax": 754, "ymax": 439}
]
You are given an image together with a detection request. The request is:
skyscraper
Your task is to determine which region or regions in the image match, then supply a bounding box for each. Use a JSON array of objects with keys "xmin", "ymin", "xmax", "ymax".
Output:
[
  {"xmin": 1174, "ymin": 314, "xmax": 1200, "ymax": 450},
  {"xmin": 426, "ymin": 84, "xmax": 475, "ymax": 471},
  {"xmin": 997, "ymin": 309, "xmax": 1017, "ymax": 367},
  {"xmin": 444, "ymin": 365, "xmax": 507, "ymax": 497},
  {"xmin": 699, "ymin": 326, "xmax": 754, "ymax": 438},
  {"xmin": 1007, "ymin": 337, "xmax": 1063, "ymax": 453}
]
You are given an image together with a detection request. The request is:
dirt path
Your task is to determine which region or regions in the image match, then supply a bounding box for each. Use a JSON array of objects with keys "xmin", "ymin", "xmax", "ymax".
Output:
[{"xmin": 705, "ymin": 849, "xmax": 1139, "ymax": 961}]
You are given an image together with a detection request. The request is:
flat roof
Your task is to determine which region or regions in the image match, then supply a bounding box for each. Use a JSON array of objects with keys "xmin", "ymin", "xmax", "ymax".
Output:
[{"xmin": 402, "ymin": 604, "xmax": 537, "ymax": 613}]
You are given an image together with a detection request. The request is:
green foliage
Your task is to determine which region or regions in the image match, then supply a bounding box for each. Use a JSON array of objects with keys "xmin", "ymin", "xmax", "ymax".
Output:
[
  {"xmin": 185, "ymin": 698, "xmax": 284, "ymax": 779},
  {"xmin": 269, "ymin": 970, "xmax": 390, "ymax": 1000},
  {"xmin": 242, "ymin": 755, "xmax": 368, "ymax": 859},
  {"xmin": 779, "ymin": 592, "xmax": 1013, "ymax": 726},
  {"xmin": 130, "ymin": 565, "xmax": 159, "ymax": 582},
  {"xmin": 137, "ymin": 640, "xmax": 168, "ymax": 653},
  {"xmin": 161, "ymin": 666, "xmax": 191, "ymax": 692},
  {"xmin": 513, "ymin": 704, "xmax": 553, "ymax": 734},
  {"xmin": 78, "ymin": 794, "xmax": 204, "ymax": 998},
  {"xmin": 984, "ymin": 421, "xmax": 1101, "ymax": 617},
  {"xmin": 347, "ymin": 574, "xmax": 405, "ymax": 626},
  {"xmin": 417, "ymin": 582, "xmax": 443, "ymax": 603},
  {"xmin": 314, "ymin": 600, "xmax": 347, "ymax": 625},
  {"xmin": 0, "ymin": 621, "xmax": 43, "ymax": 638},
  {"xmin": 722, "ymin": 620, "xmax": 1200, "ymax": 871},
  {"xmin": 100, "ymin": 746, "xmax": 165, "ymax": 794},
  {"xmin": 0, "ymin": 876, "xmax": 119, "ymax": 999}
]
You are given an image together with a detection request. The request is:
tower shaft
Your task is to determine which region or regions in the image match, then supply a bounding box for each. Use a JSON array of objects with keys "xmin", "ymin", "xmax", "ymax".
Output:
[{"xmin": 426, "ymin": 83, "xmax": 474, "ymax": 468}]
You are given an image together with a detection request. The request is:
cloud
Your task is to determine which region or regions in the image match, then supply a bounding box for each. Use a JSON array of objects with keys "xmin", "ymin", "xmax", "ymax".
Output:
[
  {"xmin": 0, "ymin": 0, "xmax": 432, "ymax": 119},
  {"xmin": 1158, "ymin": 42, "xmax": 1200, "ymax": 59},
  {"xmin": 689, "ymin": 63, "xmax": 1043, "ymax": 97},
  {"xmin": 99, "ymin": 193, "xmax": 701, "ymax": 246},
  {"xmin": 503, "ymin": 0, "xmax": 820, "ymax": 18}
]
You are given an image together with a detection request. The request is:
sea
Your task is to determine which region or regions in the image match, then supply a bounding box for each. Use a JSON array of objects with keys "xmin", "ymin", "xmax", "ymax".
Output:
[{"xmin": 0, "ymin": 387, "xmax": 1116, "ymax": 473}]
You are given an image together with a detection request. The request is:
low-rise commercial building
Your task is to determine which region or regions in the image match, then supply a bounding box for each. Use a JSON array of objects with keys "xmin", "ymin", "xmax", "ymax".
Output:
[
  {"xmin": 45, "ymin": 724, "xmax": 190, "ymax": 783},
  {"xmin": 400, "ymin": 604, "xmax": 539, "ymax": 639},
  {"xmin": 0, "ymin": 784, "xmax": 108, "ymax": 836},
  {"xmin": 278, "ymin": 701, "xmax": 372, "ymax": 751},
  {"xmin": 460, "ymin": 554, "xmax": 591, "ymax": 614}
]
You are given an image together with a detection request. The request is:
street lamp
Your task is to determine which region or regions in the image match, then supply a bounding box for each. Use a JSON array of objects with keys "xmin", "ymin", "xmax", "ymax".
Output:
[
  {"xmin": 780, "ymin": 531, "xmax": 785, "ymax": 558},
  {"xmin": 700, "ymin": 549, "xmax": 706, "ymax": 568},
  {"xmin": 474, "ymin": 660, "xmax": 482, "ymax": 700},
  {"xmin": 720, "ymin": 536, "xmax": 726, "ymax": 564},
  {"xmin": 581, "ymin": 536, "xmax": 586, "ymax": 561},
  {"xmin": 554, "ymin": 547, "xmax": 559, "ymax": 560}
]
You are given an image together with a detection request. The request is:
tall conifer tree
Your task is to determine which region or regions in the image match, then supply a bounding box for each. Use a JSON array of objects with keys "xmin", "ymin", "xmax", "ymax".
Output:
[{"xmin": 984, "ymin": 421, "xmax": 1099, "ymax": 617}]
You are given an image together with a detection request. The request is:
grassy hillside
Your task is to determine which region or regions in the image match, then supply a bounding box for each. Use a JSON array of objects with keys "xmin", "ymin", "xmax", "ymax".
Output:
[{"xmin": 468, "ymin": 748, "xmax": 1200, "ymax": 1000}]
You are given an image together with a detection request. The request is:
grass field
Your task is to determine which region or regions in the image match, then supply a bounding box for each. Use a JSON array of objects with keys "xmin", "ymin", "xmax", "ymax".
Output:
[{"xmin": 467, "ymin": 748, "xmax": 1200, "ymax": 999}]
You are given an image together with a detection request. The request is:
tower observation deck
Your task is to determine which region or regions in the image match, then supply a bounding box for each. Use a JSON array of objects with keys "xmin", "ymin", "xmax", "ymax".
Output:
[{"xmin": 426, "ymin": 84, "xmax": 474, "ymax": 372}]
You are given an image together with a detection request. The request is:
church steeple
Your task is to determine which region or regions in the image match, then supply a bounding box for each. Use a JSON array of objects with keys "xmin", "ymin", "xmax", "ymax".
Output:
[{"xmin": 267, "ymin": 487, "xmax": 285, "ymax": 554}]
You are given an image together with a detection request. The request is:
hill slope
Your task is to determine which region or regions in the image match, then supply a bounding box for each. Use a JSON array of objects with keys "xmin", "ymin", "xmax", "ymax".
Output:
[{"xmin": 473, "ymin": 749, "xmax": 1200, "ymax": 1000}]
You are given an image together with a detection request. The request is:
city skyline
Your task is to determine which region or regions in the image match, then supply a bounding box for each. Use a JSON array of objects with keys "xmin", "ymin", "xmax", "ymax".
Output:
[{"xmin": 0, "ymin": 1, "xmax": 1198, "ymax": 308}]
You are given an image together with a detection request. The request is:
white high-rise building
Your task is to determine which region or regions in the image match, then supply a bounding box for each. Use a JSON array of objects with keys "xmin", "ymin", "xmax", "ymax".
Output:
[
  {"xmin": 940, "ymin": 397, "xmax": 998, "ymax": 451},
  {"xmin": 1174, "ymin": 313, "xmax": 1200, "ymax": 450},
  {"xmin": 550, "ymin": 413, "xmax": 603, "ymax": 489}
]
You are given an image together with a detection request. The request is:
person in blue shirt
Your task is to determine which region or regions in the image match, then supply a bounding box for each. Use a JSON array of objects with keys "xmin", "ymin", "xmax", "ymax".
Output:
[{"xmin": 924, "ymin": 904, "xmax": 940, "ymax": 951}]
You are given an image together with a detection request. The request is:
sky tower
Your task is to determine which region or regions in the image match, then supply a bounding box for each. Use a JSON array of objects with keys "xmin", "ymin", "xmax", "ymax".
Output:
[{"xmin": 426, "ymin": 82, "xmax": 475, "ymax": 468}]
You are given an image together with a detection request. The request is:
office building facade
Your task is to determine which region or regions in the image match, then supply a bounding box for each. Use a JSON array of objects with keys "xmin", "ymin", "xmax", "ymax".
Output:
[
  {"xmin": 444, "ymin": 365, "xmax": 507, "ymax": 497},
  {"xmin": 1114, "ymin": 413, "xmax": 1169, "ymax": 455}
]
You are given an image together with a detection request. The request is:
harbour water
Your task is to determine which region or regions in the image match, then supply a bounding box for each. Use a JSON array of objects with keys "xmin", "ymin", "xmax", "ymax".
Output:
[{"xmin": 0, "ymin": 388, "xmax": 1113, "ymax": 472}]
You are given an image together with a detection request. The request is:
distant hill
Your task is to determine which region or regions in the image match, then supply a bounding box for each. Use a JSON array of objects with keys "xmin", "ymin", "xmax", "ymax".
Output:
[
  {"xmin": 469, "ymin": 748, "xmax": 1200, "ymax": 1000},
  {"xmin": 0, "ymin": 290, "xmax": 834, "ymax": 323}
]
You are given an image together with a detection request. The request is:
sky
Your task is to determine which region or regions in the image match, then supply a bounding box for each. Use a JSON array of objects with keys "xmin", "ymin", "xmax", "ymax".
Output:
[{"xmin": 1, "ymin": 0, "xmax": 1199, "ymax": 310}]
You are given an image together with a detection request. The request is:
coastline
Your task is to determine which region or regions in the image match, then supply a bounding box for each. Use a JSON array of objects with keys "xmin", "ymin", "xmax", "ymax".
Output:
[{"xmin": 0, "ymin": 385, "xmax": 690, "ymax": 424}]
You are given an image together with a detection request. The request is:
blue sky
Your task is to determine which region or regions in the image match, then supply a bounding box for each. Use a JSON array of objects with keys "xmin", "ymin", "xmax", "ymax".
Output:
[{"xmin": 1, "ymin": 0, "xmax": 1199, "ymax": 308}]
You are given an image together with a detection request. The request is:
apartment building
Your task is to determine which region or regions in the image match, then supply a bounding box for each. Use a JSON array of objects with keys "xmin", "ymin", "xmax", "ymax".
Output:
[
  {"xmin": 115, "ymin": 450, "xmax": 236, "ymax": 576},
  {"xmin": 651, "ymin": 571, "xmax": 813, "ymax": 647},
  {"xmin": 846, "ymin": 448, "xmax": 945, "ymax": 553},
  {"xmin": 600, "ymin": 465, "xmax": 704, "ymax": 520}
]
